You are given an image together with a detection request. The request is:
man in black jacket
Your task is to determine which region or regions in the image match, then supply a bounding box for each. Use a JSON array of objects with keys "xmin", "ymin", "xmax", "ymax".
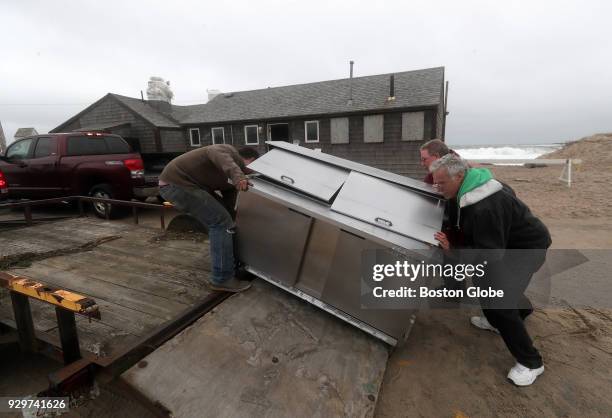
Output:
[{"xmin": 431, "ymin": 154, "xmax": 551, "ymax": 386}]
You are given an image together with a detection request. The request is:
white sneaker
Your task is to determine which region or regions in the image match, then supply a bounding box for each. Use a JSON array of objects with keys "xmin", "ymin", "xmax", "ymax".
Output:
[
  {"xmin": 470, "ymin": 316, "xmax": 500, "ymax": 334},
  {"xmin": 507, "ymin": 362, "xmax": 544, "ymax": 386}
]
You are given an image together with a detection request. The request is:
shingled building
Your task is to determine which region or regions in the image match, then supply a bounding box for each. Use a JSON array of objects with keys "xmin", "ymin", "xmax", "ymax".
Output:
[{"xmin": 52, "ymin": 67, "xmax": 447, "ymax": 179}]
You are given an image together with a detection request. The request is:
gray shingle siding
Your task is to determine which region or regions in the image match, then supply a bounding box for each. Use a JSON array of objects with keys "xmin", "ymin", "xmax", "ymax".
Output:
[
  {"xmin": 233, "ymin": 125, "xmax": 245, "ymax": 145},
  {"xmin": 78, "ymin": 97, "xmax": 133, "ymax": 128},
  {"xmin": 54, "ymin": 95, "xmax": 158, "ymax": 154},
  {"xmin": 160, "ymin": 130, "xmax": 187, "ymax": 153},
  {"xmin": 349, "ymin": 116, "xmax": 364, "ymax": 143},
  {"xmin": 424, "ymin": 109, "xmax": 435, "ymax": 140},
  {"xmin": 130, "ymin": 122, "xmax": 156, "ymax": 154},
  {"xmin": 297, "ymin": 140, "xmax": 426, "ymax": 178},
  {"xmin": 319, "ymin": 119, "xmax": 331, "ymax": 144},
  {"xmin": 291, "ymin": 120, "xmax": 304, "ymax": 142},
  {"xmin": 383, "ymin": 113, "xmax": 402, "ymax": 142},
  {"xmin": 281, "ymin": 110, "xmax": 432, "ymax": 178}
]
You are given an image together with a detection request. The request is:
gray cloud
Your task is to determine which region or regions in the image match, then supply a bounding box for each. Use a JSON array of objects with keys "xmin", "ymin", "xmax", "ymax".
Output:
[{"xmin": 1, "ymin": 0, "xmax": 610, "ymax": 146}]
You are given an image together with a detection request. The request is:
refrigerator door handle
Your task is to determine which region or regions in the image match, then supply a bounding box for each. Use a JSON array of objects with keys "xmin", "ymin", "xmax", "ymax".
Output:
[
  {"xmin": 375, "ymin": 217, "xmax": 393, "ymax": 227},
  {"xmin": 281, "ymin": 175, "xmax": 295, "ymax": 185}
]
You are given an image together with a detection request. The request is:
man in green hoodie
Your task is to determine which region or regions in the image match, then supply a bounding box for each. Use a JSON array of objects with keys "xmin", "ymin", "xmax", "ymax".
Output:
[{"xmin": 430, "ymin": 154, "xmax": 551, "ymax": 387}]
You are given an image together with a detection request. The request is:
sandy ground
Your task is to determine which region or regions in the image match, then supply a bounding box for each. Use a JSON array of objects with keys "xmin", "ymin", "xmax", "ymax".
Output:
[
  {"xmin": 375, "ymin": 306, "xmax": 612, "ymax": 417},
  {"xmin": 491, "ymin": 164, "xmax": 612, "ymax": 249}
]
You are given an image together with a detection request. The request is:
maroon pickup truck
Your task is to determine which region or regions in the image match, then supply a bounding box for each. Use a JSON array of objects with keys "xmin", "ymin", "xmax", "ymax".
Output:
[{"xmin": 0, "ymin": 132, "xmax": 156, "ymax": 217}]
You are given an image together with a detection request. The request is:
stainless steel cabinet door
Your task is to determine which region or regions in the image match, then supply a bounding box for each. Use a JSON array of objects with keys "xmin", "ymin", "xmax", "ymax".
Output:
[
  {"xmin": 330, "ymin": 171, "xmax": 444, "ymax": 245},
  {"xmin": 236, "ymin": 191, "xmax": 313, "ymax": 287},
  {"xmin": 294, "ymin": 220, "xmax": 341, "ymax": 299},
  {"xmin": 321, "ymin": 230, "xmax": 413, "ymax": 339},
  {"xmin": 247, "ymin": 148, "xmax": 349, "ymax": 202}
]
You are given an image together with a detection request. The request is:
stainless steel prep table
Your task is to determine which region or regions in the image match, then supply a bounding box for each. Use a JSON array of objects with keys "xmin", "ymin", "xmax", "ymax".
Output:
[{"xmin": 236, "ymin": 141, "xmax": 445, "ymax": 345}]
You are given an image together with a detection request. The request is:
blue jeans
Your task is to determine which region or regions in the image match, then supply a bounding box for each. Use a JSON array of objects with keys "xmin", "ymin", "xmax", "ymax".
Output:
[{"xmin": 160, "ymin": 184, "xmax": 235, "ymax": 284}]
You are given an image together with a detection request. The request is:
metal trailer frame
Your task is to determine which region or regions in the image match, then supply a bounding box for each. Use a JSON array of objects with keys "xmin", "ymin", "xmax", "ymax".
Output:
[{"xmin": 0, "ymin": 196, "xmax": 232, "ymax": 407}]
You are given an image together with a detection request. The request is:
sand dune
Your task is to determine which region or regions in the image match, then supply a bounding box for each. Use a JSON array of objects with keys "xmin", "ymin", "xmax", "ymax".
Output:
[{"xmin": 487, "ymin": 133, "xmax": 612, "ymax": 223}]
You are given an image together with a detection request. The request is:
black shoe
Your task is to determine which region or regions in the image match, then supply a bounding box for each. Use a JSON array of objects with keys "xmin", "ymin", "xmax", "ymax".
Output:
[{"xmin": 207, "ymin": 278, "xmax": 251, "ymax": 293}]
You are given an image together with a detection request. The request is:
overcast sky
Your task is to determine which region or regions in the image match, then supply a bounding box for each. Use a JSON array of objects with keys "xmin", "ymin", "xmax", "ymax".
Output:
[{"xmin": 1, "ymin": 0, "xmax": 610, "ymax": 146}]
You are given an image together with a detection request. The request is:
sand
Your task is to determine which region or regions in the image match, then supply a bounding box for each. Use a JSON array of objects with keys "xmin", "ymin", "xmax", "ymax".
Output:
[
  {"xmin": 490, "ymin": 133, "xmax": 612, "ymax": 221},
  {"xmin": 490, "ymin": 133, "xmax": 612, "ymax": 248},
  {"xmin": 376, "ymin": 133, "xmax": 612, "ymax": 417}
]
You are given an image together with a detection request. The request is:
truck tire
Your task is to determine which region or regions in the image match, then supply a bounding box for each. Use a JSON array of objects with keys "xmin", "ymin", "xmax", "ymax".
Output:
[{"xmin": 89, "ymin": 183, "xmax": 121, "ymax": 219}]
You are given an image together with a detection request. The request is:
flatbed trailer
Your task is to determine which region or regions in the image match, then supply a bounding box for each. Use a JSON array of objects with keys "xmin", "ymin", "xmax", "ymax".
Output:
[{"xmin": 0, "ymin": 214, "xmax": 390, "ymax": 417}]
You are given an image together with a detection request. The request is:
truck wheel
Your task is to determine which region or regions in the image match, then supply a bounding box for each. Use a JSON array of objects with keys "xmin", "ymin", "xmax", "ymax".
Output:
[{"xmin": 89, "ymin": 183, "xmax": 120, "ymax": 219}]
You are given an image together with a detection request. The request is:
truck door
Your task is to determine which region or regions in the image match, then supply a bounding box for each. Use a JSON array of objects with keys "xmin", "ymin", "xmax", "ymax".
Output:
[
  {"xmin": 2, "ymin": 138, "xmax": 34, "ymax": 198},
  {"xmin": 27, "ymin": 136, "xmax": 61, "ymax": 198}
]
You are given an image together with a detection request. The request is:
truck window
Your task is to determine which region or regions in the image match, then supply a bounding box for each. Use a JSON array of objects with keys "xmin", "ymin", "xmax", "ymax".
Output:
[
  {"xmin": 105, "ymin": 136, "xmax": 131, "ymax": 154},
  {"xmin": 33, "ymin": 137, "xmax": 56, "ymax": 158},
  {"xmin": 6, "ymin": 138, "xmax": 33, "ymax": 159},
  {"xmin": 66, "ymin": 136, "xmax": 108, "ymax": 155}
]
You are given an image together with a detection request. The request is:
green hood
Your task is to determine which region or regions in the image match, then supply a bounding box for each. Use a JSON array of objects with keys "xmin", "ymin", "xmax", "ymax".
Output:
[{"xmin": 458, "ymin": 168, "xmax": 493, "ymax": 201}]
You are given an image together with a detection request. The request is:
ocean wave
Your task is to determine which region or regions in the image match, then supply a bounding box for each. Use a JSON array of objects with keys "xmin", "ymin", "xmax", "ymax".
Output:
[{"xmin": 454, "ymin": 145, "xmax": 562, "ymax": 160}]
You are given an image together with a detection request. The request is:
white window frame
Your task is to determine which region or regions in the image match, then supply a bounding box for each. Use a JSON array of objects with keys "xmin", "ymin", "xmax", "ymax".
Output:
[
  {"xmin": 244, "ymin": 124, "xmax": 259, "ymax": 145},
  {"xmin": 189, "ymin": 128, "xmax": 201, "ymax": 146},
  {"xmin": 211, "ymin": 127, "xmax": 225, "ymax": 144},
  {"xmin": 304, "ymin": 120, "xmax": 319, "ymax": 143}
]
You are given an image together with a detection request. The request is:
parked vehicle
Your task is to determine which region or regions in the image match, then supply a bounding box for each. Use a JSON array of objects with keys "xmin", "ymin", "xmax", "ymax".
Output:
[{"xmin": 0, "ymin": 132, "xmax": 157, "ymax": 217}]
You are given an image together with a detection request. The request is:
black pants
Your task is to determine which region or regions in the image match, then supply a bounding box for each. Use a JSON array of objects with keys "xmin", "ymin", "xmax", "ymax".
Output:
[
  {"xmin": 480, "ymin": 249, "xmax": 547, "ymax": 369},
  {"xmin": 483, "ymin": 298, "xmax": 542, "ymax": 368}
]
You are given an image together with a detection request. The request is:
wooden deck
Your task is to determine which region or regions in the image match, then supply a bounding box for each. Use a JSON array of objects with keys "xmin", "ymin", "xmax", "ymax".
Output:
[
  {"xmin": 1, "ymin": 217, "xmax": 391, "ymax": 417},
  {"xmin": 0, "ymin": 217, "xmax": 213, "ymax": 359}
]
